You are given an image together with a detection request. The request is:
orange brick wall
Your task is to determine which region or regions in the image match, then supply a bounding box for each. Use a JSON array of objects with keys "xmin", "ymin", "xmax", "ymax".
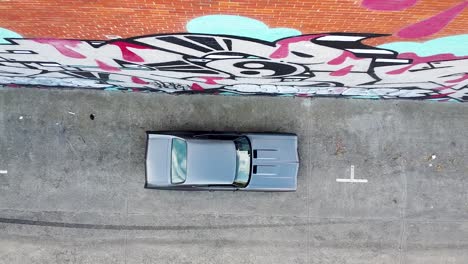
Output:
[{"xmin": 0, "ymin": 0, "xmax": 466, "ymax": 45}]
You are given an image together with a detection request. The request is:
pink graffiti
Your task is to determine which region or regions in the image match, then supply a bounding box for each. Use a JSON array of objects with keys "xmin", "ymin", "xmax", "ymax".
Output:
[
  {"xmin": 445, "ymin": 73, "xmax": 468, "ymax": 83},
  {"xmin": 386, "ymin": 53, "xmax": 468, "ymax": 74},
  {"xmin": 270, "ymin": 34, "xmax": 327, "ymax": 59},
  {"xmin": 199, "ymin": 77, "xmax": 224, "ymax": 84},
  {"xmin": 33, "ymin": 39, "xmax": 86, "ymax": 59},
  {"xmin": 328, "ymin": 51, "xmax": 364, "ymax": 65},
  {"xmin": 110, "ymin": 41, "xmax": 151, "ymax": 62},
  {"xmin": 191, "ymin": 83, "xmax": 205, "ymax": 91},
  {"xmin": 131, "ymin": 76, "xmax": 149, "ymax": 84},
  {"xmin": 95, "ymin": 60, "xmax": 120, "ymax": 72},
  {"xmin": 385, "ymin": 64, "xmax": 414, "ymax": 75},
  {"xmin": 330, "ymin": 65, "xmax": 354, "ymax": 76},
  {"xmin": 361, "ymin": 0, "xmax": 419, "ymax": 11},
  {"xmin": 397, "ymin": 1, "xmax": 468, "ymax": 38}
]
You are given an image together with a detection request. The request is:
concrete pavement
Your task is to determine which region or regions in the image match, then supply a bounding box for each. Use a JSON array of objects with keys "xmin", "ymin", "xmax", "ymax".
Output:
[{"xmin": 0, "ymin": 87, "xmax": 467, "ymax": 263}]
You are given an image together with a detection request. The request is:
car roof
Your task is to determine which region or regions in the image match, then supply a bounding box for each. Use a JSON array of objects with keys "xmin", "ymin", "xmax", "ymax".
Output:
[{"xmin": 182, "ymin": 139, "xmax": 237, "ymax": 185}]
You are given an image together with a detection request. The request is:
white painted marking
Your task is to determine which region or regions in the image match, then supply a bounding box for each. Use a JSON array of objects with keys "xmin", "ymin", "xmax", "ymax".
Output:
[
  {"xmin": 68, "ymin": 111, "xmax": 76, "ymax": 115},
  {"xmin": 19, "ymin": 116, "xmax": 23, "ymax": 120},
  {"xmin": 375, "ymin": 58, "xmax": 410, "ymax": 64},
  {"xmin": 336, "ymin": 178, "xmax": 368, "ymax": 183},
  {"xmin": 336, "ymin": 165, "xmax": 368, "ymax": 183},
  {"xmin": 0, "ymin": 170, "xmax": 7, "ymax": 174},
  {"xmin": 317, "ymin": 36, "xmax": 365, "ymax": 41},
  {"xmin": 346, "ymin": 48, "xmax": 394, "ymax": 54},
  {"xmin": 11, "ymin": 50, "xmax": 33, "ymax": 54}
]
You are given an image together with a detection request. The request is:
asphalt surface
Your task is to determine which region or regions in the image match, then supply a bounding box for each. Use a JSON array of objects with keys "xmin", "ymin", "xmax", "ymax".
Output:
[{"xmin": 0, "ymin": 87, "xmax": 467, "ymax": 264}]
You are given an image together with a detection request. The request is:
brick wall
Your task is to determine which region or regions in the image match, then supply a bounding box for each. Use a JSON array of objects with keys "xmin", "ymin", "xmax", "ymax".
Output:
[{"xmin": 0, "ymin": 0, "xmax": 466, "ymax": 45}]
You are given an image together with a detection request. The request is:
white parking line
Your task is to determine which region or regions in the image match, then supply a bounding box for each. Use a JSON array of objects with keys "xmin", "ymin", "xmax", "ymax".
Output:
[
  {"xmin": 336, "ymin": 165, "xmax": 368, "ymax": 183},
  {"xmin": 0, "ymin": 170, "xmax": 7, "ymax": 174}
]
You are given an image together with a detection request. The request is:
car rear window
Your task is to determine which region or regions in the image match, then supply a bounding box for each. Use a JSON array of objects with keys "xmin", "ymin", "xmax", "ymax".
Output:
[
  {"xmin": 171, "ymin": 138, "xmax": 187, "ymax": 184},
  {"xmin": 233, "ymin": 137, "xmax": 251, "ymax": 187}
]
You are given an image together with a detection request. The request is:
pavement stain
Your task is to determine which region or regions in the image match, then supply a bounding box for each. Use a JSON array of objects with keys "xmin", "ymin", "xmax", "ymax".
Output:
[{"xmin": 334, "ymin": 138, "xmax": 346, "ymax": 156}]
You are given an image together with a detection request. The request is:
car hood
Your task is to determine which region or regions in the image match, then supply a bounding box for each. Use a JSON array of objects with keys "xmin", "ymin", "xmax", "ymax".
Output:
[
  {"xmin": 244, "ymin": 134, "xmax": 299, "ymax": 191},
  {"xmin": 184, "ymin": 139, "xmax": 237, "ymax": 185}
]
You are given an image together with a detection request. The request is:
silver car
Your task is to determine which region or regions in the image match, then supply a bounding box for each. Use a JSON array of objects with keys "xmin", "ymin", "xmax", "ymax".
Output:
[{"xmin": 145, "ymin": 131, "xmax": 299, "ymax": 191}]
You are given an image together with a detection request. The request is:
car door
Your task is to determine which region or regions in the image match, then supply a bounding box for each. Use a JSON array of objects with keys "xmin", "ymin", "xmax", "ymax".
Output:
[{"xmin": 192, "ymin": 185, "xmax": 239, "ymax": 191}]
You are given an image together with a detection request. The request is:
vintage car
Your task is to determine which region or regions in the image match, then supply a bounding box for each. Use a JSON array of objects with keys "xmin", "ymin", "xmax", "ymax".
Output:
[{"xmin": 145, "ymin": 131, "xmax": 299, "ymax": 191}]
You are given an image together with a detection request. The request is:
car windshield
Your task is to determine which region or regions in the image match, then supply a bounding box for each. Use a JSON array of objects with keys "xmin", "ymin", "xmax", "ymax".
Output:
[
  {"xmin": 171, "ymin": 138, "xmax": 187, "ymax": 184},
  {"xmin": 233, "ymin": 137, "xmax": 251, "ymax": 187}
]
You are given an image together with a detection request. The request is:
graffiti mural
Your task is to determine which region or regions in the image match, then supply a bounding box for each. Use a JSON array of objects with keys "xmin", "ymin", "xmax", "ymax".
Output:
[
  {"xmin": 0, "ymin": 33, "xmax": 467, "ymax": 101},
  {"xmin": 0, "ymin": 0, "xmax": 467, "ymax": 102}
]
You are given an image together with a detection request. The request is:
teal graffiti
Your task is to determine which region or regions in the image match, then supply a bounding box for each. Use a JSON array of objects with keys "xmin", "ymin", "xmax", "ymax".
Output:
[
  {"xmin": 378, "ymin": 34, "xmax": 468, "ymax": 57},
  {"xmin": 0, "ymin": 28, "xmax": 22, "ymax": 44},
  {"xmin": 104, "ymin": 87, "xmax": 121, "ymax": 91},
  {"xmin": 186, "ymin": 15, "xmax": 301, "ymax": 41}
]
